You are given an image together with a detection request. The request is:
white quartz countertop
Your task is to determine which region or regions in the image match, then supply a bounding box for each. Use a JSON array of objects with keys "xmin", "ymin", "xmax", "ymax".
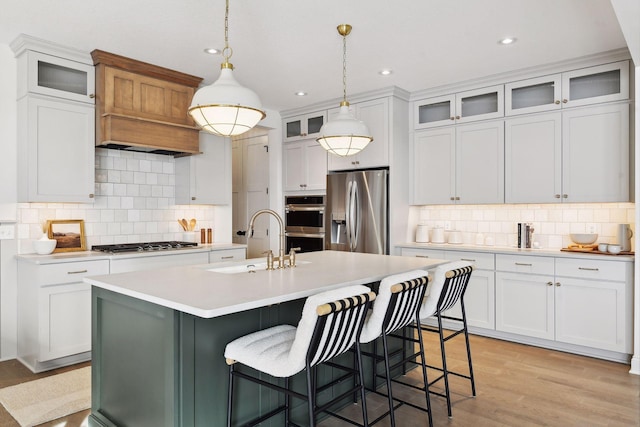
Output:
[
  {"xmin": 396, "ymin": 242, "xmax": 635, "ymax": 262},
  {"xmin": 84, "ymin": 250, "xmax": 447, "ymax": 318},
  {"xmin": 16, "ymin": 243, "xmax": 246, "ymax": 264}
]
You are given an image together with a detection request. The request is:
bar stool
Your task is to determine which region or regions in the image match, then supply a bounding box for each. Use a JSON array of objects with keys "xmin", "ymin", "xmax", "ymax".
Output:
[
  {"xmin": 416, "ymin": 260, "xmax": 476, "ymax": 417},
  {"xmin": 224, "ymin": 285, "xmax": 376, "ymax": 427},
  {"xmin": 359, "ymin": 270, "xmax": 433, "ymax": 427}
]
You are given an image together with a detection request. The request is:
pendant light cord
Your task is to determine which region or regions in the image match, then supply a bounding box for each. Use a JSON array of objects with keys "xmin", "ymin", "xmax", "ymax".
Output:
[
  {"xmin": 223, "ymin": 0, "xmax": 233, "ymax": 64},
  {"xmin": 342, "ymin": 33, "xmax": 347, "ymax": 104}
]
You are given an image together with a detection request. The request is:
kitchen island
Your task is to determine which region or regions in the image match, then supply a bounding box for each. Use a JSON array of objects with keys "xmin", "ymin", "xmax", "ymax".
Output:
[{"xmin": 84, "ymin": 250, "xmax": 446, "ymax": 427}]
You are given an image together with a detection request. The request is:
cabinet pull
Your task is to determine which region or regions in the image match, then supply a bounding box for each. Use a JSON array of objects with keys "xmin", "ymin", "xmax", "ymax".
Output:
[
  {"xmin": 221, "ymin": 256, "xmax": 235, "ymax": 260},
  {"xmin": 449, "ymin": 116, "xmax": 455, "ymax": 120},
  {"xmin": 578, "ymin": 267, "xmax": 599, "ymax": 271},
  {"xmin": 89, "ymin": 193, "xmax": 95, "ymax": 199},
  {"xmin": 89, "ymin": 93, "xmax": 95, "ymax": 99},
  {"xmin": 554, "ymin": 194, "xmax": 561, "ymax": 198},
  {"xmin": 515, "ymin": 262, "xmax": 532, "ymax": 266},
  {"xmin": 460, "ymin": 258, "xmax": 476, "ymax": 262},
  {"xmin": 555, "ymin": 282, "xmax": 561, "ymax": 287},
  {"xmin": 562, "ymin": 99, "xmax": 568, "ymax": 103},
  {"xmin": 563, "ymin": 194, "xmax": 568, "ymax": 199},
  {"xmin": 455, "ymin": 196, "xmax": 460, "ymax": 200},
  {"xmin": 67, "ymin": 269, "xmax": 88, "ymax": 275},
  {"xmin": 547, "ymin": 281, "xmax": 553, "ymax": 286},
  {"xmin": 450, "ymin": 197, "xmax": 455, "ymax": 201},
  {"xmin": 415, "ymin": 255, "xmax": 429, "ymax": 258},
  {"xmin": 554, "ymin": 100, "xmax": 560, "ymax": 104},
  {"xmin": 191, "ymin": 196, "xmax": 196, "ymax": 200},
  {"xmin": 455, "ymin": 115, "xmax": 461, "ymax": 119}
]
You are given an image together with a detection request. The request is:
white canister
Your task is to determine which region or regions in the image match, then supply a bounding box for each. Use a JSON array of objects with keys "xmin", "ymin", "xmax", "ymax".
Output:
[
  {"xmin": 431, "ymin": 227, "xmax": 445, "ymax": 243},
  {"xmin": 416, "ymin": 224, "xmax": 429, "ymax": 243},
  {"xmin": 617, "ymin": 224, "xmax": 633, "ymax": 252}
]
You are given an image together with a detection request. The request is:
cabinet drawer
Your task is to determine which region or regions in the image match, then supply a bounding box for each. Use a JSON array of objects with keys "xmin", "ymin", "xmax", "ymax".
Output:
[
  {"xmin": 444, "ymin": 251, "xmax": 494, "ymax": 270},
  {"xmin": 496, "ymin": 254, "xmax": 554, "ymax": 275},
  {"xmin": 555, "ymin": 258, "xmax": 629, "ymax": 282},
  {"xmin": 210, "ymin": 248, "xmax": 246, "ymax": 263},
  {"xmin": 400, "ymin": 248, "xmax": 445, "ymax": 260},
  {"xmin": 110, "ymin": 252, "xmax": 209, "ymax": 274},
  {"xmin": 36, "ymin": 260, "xmax": 109, "ymax": 286}
]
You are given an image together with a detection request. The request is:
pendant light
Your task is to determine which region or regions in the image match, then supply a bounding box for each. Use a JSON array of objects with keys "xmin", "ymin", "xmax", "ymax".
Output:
[
  {"xmin": 188, "ymin": 0, "xmax": 266, "ymax": 136},
  {"xmin": 316, "ymin": 24, "xmax": 373, "ymax": 157}
]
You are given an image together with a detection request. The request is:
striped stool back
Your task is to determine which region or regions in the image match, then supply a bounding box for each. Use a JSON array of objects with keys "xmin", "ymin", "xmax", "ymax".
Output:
[
  {"xmin": 307, "ymin": 291, "xmax": 376, "ymax": 367},
  {"xmin": 383, "ymin": 276, "xmax": 429, "ymax": 336},
  {"xmin": 437, "ymin": 265, "xmax": 474, "ymax": 313}
]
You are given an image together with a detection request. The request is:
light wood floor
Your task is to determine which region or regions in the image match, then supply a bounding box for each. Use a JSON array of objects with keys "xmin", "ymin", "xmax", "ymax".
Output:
[{"xmin": 0, "ymin": 333, "xmax": 638, "ymax": 427}]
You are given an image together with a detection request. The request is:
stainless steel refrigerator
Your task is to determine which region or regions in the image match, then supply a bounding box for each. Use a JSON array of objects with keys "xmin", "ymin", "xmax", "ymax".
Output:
[{"xmin": 325, "ymin": 169, "xmax": 388, "ymax": 254}]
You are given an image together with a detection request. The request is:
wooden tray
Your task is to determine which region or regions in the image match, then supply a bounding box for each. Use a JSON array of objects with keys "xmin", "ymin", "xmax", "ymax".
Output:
[{"xmin": 561, "ymin": 248, "xmax": 634, "ymax": 256}]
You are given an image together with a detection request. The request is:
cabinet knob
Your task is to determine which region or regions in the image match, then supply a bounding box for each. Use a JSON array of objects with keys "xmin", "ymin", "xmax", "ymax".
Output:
[
  {"xmin": 554, "ymin": 100, "xmax": 560, "ymax": 104},
  {"xmin": 563, "ymin": 194, "xmax": 568, "ymax": 199},
  {"xmin": 547, "ymin": 281, "xmax": 553, "ymax": 286},
  {"xmin": 191, "ymin": 196, "xmax": 196, "ymax": 200},
  {"xmin": 562, "ymin": 99, "xmax": 568, "ymax": 104},
  {"xmin": 455, "ymin": 116, "xmax": 461, "ymax": 120},
  {"xmin": 455, "ymin": 196, "xmax": 460, "ymax": 200},
  {"xmin": 450, "ymin": 116, "xmax": 455, "ymax": 120},
  {"xmin": 554, "ymin": 194, "xmax": 561, "ymax": 198},
  {"xmin": 89, "ymin": 193, "xmax": 95, "ymax": 198},
  {"xmin": 450, "ymin": 197, "xmax": 455, "ymax": 201},
  {"xmin": 89, "ymin": 93, "xmax": 95, "ymax": 99},
  {"xmin": 555, "ymin": 282, "xmax": 561, "ymax": 287}
]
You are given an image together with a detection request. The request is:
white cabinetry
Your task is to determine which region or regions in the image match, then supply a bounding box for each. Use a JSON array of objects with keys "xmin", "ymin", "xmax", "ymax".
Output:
[
  {"xmin": 328, "ymin": 98, "xmax": 389, "ymax": 171},
  {"xmin": 283, "ymin": 139, "xmax": 327, "ymax": 193},
  {"xmin": 505, "ymin": 103, "xmax": 629, "ymax": 203},
  {"xmin": 505, "ymin": 61, "xmax": 629, "ymax": 115},
  {"xmin": 12, "ymin": 35, "xmax": 96, "ymax": 203},
  {"xmin": 109, "ymin": 251, "xmax": 210, "ymax": 274},
  {"xmin": 496, "ymin": 254, "xmax": 632, "ymax": 353},
  {"xmin": 209, "ymin": 247, "xmax": 246, "ymax": 263},
  {"xmin": 283, "ymin": 111, "xmax": 326, "ymax": 142},
  {"xmin": 414, "ymin": 85, "xmax": 503, "ymax": 129},
  {"xmin": 175, "ymin": 132, "xmax": 231, "ymax": 205},
  {"xmin": 400, "ymin": 248, "xmax": 495, "ymax": 329},
  {"xmin": 412, "ymin": 120, "xmax": 504, "ymax": 205},
  {"xmin": 18, "ymin": 259, "xmax": 109, "ymax": 372}
]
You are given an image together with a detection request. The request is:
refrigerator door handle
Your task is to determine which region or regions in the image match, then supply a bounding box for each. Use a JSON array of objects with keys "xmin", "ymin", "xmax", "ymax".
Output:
[
  {"xmin": 352, "ymin": 180, "xmax": 360, "ymax": 251},
  {"xmin": 345, "ymin": 179, "xmax": 353, "ymax": 250}
]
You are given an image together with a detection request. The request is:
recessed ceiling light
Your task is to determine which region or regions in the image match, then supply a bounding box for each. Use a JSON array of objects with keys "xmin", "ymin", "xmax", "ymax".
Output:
[
  {"xmin": 295, "ymin": 91, "xmax": 307, "ymax": 96},
  {"xmin": 379, "ymin": 69, "xmax": 393, "ymax": 76},
  {"xmin": 204, "ymin": 48, "xmax": 221, "ymax": 54},
  {"xmin": 499, "ymin": 37, "xmax": 517, "ymax": 45}
]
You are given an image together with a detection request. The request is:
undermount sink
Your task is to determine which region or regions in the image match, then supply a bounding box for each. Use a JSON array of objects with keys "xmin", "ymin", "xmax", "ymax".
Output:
[{"xmin": 208, "ymin": 260, "xmax": 310, "ymax": 274}]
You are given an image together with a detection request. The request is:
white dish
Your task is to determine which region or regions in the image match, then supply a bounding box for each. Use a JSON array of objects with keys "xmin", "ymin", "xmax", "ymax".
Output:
[{"xmin": 33, "ymin": 239, "xmax": 56, "ymax": 255}]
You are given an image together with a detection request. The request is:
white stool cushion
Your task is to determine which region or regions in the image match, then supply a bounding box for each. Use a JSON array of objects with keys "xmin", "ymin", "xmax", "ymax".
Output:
[
  {"xmin": 419, "ymin": 260, "xmax": 473, "ymax": 320},
  {"xmin": 224, "ymin": 284, "xmax": 371, "ymax": 378},
  {"xmin": 360, "ymin": 270, "xmax": 429, "ymax": 344}
]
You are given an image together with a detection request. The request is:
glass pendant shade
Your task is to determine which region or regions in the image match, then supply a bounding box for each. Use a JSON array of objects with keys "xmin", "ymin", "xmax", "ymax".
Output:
[
  {"xmin": 188, "ymin": 66, "xmax": 266, "ymax": 137},
  {"xmin": 316, "ymin": 105, "xmax": 373, "ymax": 157}
]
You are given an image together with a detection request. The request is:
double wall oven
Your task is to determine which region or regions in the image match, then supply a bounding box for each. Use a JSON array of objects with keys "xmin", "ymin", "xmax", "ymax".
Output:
[{"xmin": 285, "ymin": 195, "xmax": 324, "ymax": 253}]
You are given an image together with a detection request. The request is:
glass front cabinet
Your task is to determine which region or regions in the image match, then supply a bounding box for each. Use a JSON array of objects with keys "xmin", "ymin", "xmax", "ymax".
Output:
[
  {"xmin": 506, "ymin": 61, "xmax": 629, "ymax": 116},
  {"xmin": 414, "ymin": 85, "xmax": 504, "ymax": 129},
  {"xmin": 283, "ymin": 111, "xmax": 326, "ymax": 142},
  {"xmin": 23, "ymin": 51, "xmax": 96, "ymax": 104}
]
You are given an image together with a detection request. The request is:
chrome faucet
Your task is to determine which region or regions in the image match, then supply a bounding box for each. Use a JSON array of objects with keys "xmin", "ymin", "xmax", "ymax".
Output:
[{"xmin": 248, "ymin": 209, "xmax": 286, "ymax": 269}]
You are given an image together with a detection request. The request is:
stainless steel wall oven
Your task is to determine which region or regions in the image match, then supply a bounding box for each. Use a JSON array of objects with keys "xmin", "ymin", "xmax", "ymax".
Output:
[{"xmin": 285, "ymin": 195, "xmax": 325, "ymax": 253}]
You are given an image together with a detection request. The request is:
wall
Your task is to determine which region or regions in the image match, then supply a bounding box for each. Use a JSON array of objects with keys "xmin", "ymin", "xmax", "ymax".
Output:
[
  {"xmin": 411, "ymin": 202, "xmax": 635, "ymax": 250},
  {"xmin": 16, "ymin": 148, "xmax": 228, "ymax": 253}
]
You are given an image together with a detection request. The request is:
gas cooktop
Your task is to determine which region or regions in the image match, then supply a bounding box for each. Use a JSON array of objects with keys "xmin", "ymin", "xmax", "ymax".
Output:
[{"xmin": 92, "ymin": 241, "xmax": 198, "ymax": 254}]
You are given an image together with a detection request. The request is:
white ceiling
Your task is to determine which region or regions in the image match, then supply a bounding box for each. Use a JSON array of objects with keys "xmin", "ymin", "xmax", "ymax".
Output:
[{"xmin": 0, "ymin": 0, "xmax": 628, "ymax": 112}]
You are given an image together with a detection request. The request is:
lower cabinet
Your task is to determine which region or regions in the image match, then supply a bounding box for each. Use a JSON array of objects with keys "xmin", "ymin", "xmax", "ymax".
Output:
[
  {"xmin": 209, "ymin": 247, "xmax": 246, "ymax": 263},
  {"xmin": 400, "ymin": 248, "xmax": 495, "ymax": 329},
  {"xmin": 400, "ymin": 246, "xmax": 633, "ymax": 360},
  {"xmin": 109, "ymin": 251, "xmax": 210, "ymax": 274},
  {"xmin": 18, "ymin": 259, "xmax": 109, "ymax": 372},
  {"xmin": 496, "ymin": 254, "xmax": 633, "ymax": 354}
]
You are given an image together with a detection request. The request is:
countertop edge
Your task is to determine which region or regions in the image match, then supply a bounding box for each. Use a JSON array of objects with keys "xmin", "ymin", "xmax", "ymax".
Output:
[
  {"xmin": 16, "ymin": 243, "xmax": 247, "ymax": 264},
  {"xmin": 396, "ymin": 243, "xmax": 635, "ymax": 262}
]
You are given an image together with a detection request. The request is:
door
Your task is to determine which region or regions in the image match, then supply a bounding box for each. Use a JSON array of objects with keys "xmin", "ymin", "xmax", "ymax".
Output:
[{"xmin": 231, "ymin": 129, "xmax": 270, "ymax": 258}]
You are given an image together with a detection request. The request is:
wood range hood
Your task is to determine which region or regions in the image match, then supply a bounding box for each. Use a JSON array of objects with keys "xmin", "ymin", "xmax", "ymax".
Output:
[{"xmin": 91, "ymin": 50, "xmax": 203, "ymax": 157}]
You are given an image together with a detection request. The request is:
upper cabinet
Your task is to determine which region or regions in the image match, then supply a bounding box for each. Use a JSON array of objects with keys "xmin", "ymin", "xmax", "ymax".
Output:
[
  {"xmin": 414, "ymin": 85, "xmax": 504, "ymax": 129},
  {"xmin": 505, "ymin": 61, "xmax": 629, "ymax": 116},
  {"xmin": 20, "ymin": 51, "xmax": 96, "ymax": 104},
  {"xmin": 283, "ymin": 112, "xmax": 326, "ymax": 142},
  {"xmin": 91, "ymin": 50, "xmax": 203, "ymax": 155},
  {"xmin": 327, "ymin": 97, "xmax": 390, "ymax": 171},
  {"xmin": 283, "ymin": 139, "xmax": 327, "ymax": 193},
  {"xmin": 175, "ymin": 133, "xmax": 231, "ymax": 205},
  {"xmin": 12, "ymin": 35, "xmax": 96, "ymax": 203}
]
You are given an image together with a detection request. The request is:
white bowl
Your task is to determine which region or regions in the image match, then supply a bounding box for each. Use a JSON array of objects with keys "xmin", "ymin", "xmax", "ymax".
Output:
[
  {"xmin": 607, "ymin": 244, "xmax": 622, "ymax": 254},
  {"xmin": 597, "ymin": 243, "xmax": 609, "ymax": 252},
  {"xmin": 33, "ymin": 239, "xmax": 56, "ymax": 255},
  {"xmin": 570, "ymin": 233, "xmax": 598, "ymax": 245}
]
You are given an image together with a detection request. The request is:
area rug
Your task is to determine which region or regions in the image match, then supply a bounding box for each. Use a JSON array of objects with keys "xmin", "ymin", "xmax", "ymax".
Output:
[{"xmin": 0, "ymin": 366, "xmax": 90, "ymax": 427}]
